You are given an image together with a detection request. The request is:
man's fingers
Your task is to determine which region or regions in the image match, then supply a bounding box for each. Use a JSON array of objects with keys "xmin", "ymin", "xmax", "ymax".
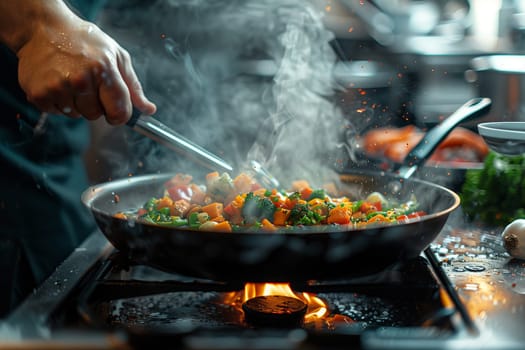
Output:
[
  {"xmin": 55, "ymin": 90, "xmax": 81, "ymax": 118},
  {"xmin": 97, "ymin": 65, "xmax": 132, "ymax": 125},
  {"xmin": 74, "ymin": 93, "xmax": 105, "ymax": 120},
  {"xmin": 71, "ymin": 73, "xmax": 104, "ymax": 120},
  {"xmin": 117, "ymin": 50, "xmax": 156, "ymax": 116},
  {"xmin": 25, "ymin": 75, "xmax": 82, "ymax": 117}
]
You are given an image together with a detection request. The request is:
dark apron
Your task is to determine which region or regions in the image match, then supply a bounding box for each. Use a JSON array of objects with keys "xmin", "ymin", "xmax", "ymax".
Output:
[{"xmin": 0, "ymin": 0, "xmax": 106, "ymax": 318}]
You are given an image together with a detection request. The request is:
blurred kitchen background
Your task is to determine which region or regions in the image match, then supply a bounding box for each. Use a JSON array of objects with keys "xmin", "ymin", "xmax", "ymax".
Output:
[{"xmin": 84, "ymin": 0, "xmax": 525, "ymax": 185}]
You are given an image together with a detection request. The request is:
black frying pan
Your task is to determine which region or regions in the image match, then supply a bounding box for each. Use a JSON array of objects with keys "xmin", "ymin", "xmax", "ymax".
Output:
[
  {"xmin": 82, "ymin": 171, "xmax": 459, "ymax": 282},
  {"xmin": 81, "ymin": 98, "xmax": 490, "ymax": 282}
]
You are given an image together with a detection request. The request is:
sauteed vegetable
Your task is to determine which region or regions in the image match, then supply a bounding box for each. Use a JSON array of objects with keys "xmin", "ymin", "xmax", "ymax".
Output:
[{"xmin": 115, "ymin": 172, "xmax": 426, "ymax": 232}]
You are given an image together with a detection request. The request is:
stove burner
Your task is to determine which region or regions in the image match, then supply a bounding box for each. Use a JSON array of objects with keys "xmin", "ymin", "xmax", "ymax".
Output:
[{"xmin": 242, "ymin": 295, "xmax": 307, "ymax": 327}]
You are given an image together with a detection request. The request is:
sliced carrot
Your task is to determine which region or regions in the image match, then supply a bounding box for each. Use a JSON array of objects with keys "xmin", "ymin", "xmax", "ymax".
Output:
[
  {"xmin": 359, "ymin": 201, "xmax": 380, "ymax": 215},
  {"xmin": 201, "ymin": 202, "xmax": 223, "ymax": 219},
  {"xmin": 233, "ymin": 172, "xmax": 256, "ymax": 193},
  {"xmin": 214, "ymin": 220, "xmax": 232, "ymax": 232},
  {"xmin": 211, "ymin": 215, "xmax": 226, "ymax": 223},
  {"xmin": 282, "ymin": 197, "xmax": 307, "ymax": 210},
  {"xmin": 261, "ymin": 218, "xmax": 277, "ymax": 232},
  {"xmin": 327, "ymin": 206, "xmax": 351, "ymax": 225},
  {"xmin": 156, "ymin": 196, "xmax": 174, "ymax": 210},
  {"xmin": 300, "ymin": 186, "xmax": 314, "ymax": 200},
  {"xmin": 367, "ymin": 214, "xmax": 390, "ymax": 224},
  {"xmin": 114, "ymin": 212, "xmax": 127, "ymax": 219},
  {"xmin": 273, "ymin": 208, "xmax": 291, "ymax": 226}
]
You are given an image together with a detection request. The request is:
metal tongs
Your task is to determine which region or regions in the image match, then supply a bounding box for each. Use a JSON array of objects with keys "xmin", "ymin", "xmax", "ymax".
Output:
[{"xmin": 127, "ymin": 109, "xmax": 281, "ymax": 188}]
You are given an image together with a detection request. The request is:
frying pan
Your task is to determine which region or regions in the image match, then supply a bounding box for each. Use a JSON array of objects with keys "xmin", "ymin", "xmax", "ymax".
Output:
[{"xmin": 82, "ymin": 98, "xmax": 491, "ymax": 282}]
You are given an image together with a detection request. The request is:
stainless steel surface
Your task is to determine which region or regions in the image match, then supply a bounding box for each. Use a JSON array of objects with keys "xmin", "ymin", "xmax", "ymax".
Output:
[
  {"xmin": 478, "ymin": 121, "xmax": 525, "ymax": 155},
  {"xmin": 0, "ymin": 232, "xmax": 122, "ymax": 349},
  {"xmin": 127, "ymin": 110, "xmax": 234, "ymax": 173},
  {"xmin": 468, "ymin": 55, "xmax": 525, "ymax": 124},
  {"xmin": 429, "ymin": 209, "xmax": 525, "ymax": 348}
]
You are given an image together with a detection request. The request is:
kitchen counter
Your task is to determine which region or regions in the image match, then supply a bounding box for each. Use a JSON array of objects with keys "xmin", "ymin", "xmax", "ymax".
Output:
[{"xmin": 429, "ymin": 208, "xmax": 525, "ymax": 347}]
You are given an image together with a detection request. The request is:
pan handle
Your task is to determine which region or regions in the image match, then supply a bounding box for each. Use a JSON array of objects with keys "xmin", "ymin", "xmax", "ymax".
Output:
[{"xmin": 395, "ymin": 97, "xmax": 492, "ymax": 179}]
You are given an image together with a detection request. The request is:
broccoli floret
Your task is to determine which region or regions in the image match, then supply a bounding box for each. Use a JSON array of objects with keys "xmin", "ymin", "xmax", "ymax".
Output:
[
  {"xmin": 242, "ymin": 192, "xmax": 276, "ymax": 224},
  {"xmin": 207, "ymin": 173, "xmax": 234, "ymax": 201},
  {"xmin": 308, "ymin": 189, "xmax": 327, "ymax": 200},
  {"xmin": 288, "ymin": 203, "xmax": 323, "ymax": 225}
]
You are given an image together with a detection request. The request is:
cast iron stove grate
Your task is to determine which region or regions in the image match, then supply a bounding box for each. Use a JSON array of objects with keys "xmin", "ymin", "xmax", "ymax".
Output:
[{"xmin": 48, "ymin": 249, "xmax": 471, "ymax": 349}]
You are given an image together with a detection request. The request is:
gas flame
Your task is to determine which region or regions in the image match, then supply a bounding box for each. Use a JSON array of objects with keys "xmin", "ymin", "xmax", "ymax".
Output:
[{"xmin": 223, "ymin": 283, "xmax": 328, "ymax": 321}]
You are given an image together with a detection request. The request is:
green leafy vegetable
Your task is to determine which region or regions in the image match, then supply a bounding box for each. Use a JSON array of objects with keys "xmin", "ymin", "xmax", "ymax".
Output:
[{"xmin": 461, "ymin": 152, "xmax": 525, "ymax": 226}]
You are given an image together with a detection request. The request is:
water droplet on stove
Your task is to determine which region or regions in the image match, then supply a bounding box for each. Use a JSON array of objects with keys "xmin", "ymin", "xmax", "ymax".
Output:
[
  {"xmin": 465, "ymin": 264, "xmax": 486, "ymax": 272},
  {"xmin": 462, "ymin": 283, "xmax": 479, "ymax": 291}
]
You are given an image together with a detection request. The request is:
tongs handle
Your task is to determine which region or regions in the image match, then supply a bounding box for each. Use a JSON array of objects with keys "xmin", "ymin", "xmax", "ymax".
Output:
[
  {"xmin": 395, "ymin": 97, "xmax": 492, "ymax": 179},
  {"xmin": 127, "ymin": 108, "xmax": 233, "ymax": 173}
]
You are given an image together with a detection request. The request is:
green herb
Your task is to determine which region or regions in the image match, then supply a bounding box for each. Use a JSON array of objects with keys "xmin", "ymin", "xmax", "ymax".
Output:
[
  {"xmin": 461, "ymin": 152, "xmax": 525, "ymax": 226},
  {"xmin": 288, "ymin": 192, "xmax": 301, "ymax": 200},
  {"xmin": 188, "ymin": 212, "xmax": 201, "ymax": 228}
]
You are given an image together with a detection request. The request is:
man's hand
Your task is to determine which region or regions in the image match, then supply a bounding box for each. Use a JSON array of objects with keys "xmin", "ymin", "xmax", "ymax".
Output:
[{"xmin": 1, "ymin": 1, "xmax": 156, "ymax": 125}]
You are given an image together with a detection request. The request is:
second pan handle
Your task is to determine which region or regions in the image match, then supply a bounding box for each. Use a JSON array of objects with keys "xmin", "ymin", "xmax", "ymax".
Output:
[{"xmin": 394, "ymin": 97, "xmax": 492, "ymax": 179}]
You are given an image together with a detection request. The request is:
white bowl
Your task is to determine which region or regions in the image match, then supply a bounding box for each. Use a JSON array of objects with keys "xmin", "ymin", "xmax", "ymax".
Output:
[{"xmin": 477, "ymin": 122, "xmax": 525, "ymax": 155}]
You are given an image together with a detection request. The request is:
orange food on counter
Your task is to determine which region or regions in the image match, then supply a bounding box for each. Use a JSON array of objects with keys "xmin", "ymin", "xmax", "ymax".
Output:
[{"xmin": 362, "ymin": 126, "xmax": 489, "ymax": 163}]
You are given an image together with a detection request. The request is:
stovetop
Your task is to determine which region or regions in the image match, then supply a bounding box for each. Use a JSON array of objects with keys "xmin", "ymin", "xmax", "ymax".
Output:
[{"xmin": 2, "ymin": 211, "xmax": 525, "ymax": 349}]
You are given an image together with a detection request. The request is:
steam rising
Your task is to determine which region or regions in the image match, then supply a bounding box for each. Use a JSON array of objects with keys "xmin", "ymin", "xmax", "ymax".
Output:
[{"xmin": 94, "ymin": 0, "xmax": 345, "ymax": 187}]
